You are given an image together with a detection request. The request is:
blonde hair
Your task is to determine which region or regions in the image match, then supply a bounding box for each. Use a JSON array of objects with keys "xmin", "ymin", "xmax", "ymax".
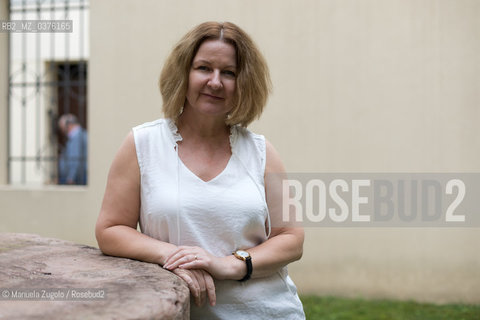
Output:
[{"xmin": 159, "ymin": 21, "xmax": 271, "ymax": 127}]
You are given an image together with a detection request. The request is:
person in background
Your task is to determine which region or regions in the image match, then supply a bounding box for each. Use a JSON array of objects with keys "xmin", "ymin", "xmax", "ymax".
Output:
[{"xmin": 58, "ymin": 114, "xmax": 87, "ymax": 185}]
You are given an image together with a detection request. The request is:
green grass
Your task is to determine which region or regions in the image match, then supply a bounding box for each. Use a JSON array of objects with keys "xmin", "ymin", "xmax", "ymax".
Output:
[{"xmin": 300, "ymin": 295, "xmax": 480, "ymax": 320}]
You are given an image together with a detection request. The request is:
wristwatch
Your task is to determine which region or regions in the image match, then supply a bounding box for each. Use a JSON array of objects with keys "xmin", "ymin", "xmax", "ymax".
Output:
[{"xmin": 233, "ymin": 250, "xmax": 252, "ymax": 282}]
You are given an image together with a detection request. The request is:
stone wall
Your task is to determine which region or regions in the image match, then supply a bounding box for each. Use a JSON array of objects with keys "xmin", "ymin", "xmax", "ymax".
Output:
[{"xmin": 0, "ymin": 233, "xmax": 189, "ymax": 319}]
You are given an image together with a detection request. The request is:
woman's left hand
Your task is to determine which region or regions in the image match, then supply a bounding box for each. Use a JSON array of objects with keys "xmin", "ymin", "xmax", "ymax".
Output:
[
  {"xmin": 163, "ymin": 246, "xmax": 236, "ymax": 280},
  {"xmin": 172, "ymin": 268, "xmax": 216, "ymax": 307}
]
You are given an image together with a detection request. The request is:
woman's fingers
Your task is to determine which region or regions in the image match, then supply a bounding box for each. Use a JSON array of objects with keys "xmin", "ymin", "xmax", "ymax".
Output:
[
  {"xmin": 191, "ymin": 270, "xmax": 206, "ymax": 306},
  {"xmin": 165, "ymin": 247, "xmax": 216, "ymax": 307},
  {"xmin": 202, "ymin": 271, "xmax": 216, "ymax": 306},
  {"xmin": 164, "ymin": 246, "xmax": 212, "ymax": 270},
  {"xmin": 172, "ymin": 269, "xmax": 199, "ymax": 299},
  {"xmin": 177, "ymin": 254, "xmax": 212, "ymax": 270},
  {"xmin": 163, "ymin": 248, "xmax": 186, "ymax": 267},
  {"xmin": 164, "ymin": 253, "xmax": 197, "ymax": 270},
  {"xmin": 192, "ymin": 270, "xmax": 216, "ymax": 307},
  {"xmin": 164, "ymin": 246, "xmax": 195, "ymax": 266},
  {"xmin": 164, "ymin": 246, "xmax": 191, "ymax": 263},
  {"xmin": 171, "ymin": 268, "xmax": 216, "ymax": 307}
]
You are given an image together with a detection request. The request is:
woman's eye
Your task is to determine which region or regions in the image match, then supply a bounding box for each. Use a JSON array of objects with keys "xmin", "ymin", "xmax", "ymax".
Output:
[{"xmin": 223, "ymin": 70, "xmax": 236, "ymax": 77}]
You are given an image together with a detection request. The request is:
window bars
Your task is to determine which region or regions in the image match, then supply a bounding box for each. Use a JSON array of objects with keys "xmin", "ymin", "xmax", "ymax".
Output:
[{"xmin": 7, "ymin": 0, "xmax": 89, "ymax": 185}]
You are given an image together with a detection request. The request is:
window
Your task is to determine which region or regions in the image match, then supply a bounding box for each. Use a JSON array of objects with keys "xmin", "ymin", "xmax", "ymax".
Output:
[{"xmin": 8, "ymin": 0, "xmax": 89, "ymax": 185}]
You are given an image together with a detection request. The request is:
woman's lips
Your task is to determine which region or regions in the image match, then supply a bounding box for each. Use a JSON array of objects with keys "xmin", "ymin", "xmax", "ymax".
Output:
[{"xmin": 201, "ymin": 93, "xmax": 225, "ymax": 100}]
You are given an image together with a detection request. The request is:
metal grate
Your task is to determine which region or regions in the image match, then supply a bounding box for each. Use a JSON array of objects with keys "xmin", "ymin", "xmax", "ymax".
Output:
[{"xmin": 8, "ymin": 0, "xmax": 89, "ymax": 185}]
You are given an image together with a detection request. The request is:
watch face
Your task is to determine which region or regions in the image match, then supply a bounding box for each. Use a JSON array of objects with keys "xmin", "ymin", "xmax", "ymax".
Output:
[{"xmin": 236, "ymin": 250, "xmax": 249, "ymax": 258}]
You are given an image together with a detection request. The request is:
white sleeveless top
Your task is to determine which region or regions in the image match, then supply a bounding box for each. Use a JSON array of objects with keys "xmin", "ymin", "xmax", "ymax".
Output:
[{"xmin": 133, "ymin": 118, "xmax": 305, "ymax": 319}]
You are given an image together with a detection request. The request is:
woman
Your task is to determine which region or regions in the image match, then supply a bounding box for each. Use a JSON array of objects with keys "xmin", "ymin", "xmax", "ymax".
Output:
[{"xmin": 96, "ymin": 21, "xmax": 305, "ymax": 319}]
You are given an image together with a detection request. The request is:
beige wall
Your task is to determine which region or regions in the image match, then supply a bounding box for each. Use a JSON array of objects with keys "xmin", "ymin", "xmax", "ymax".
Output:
[{"xmin": 1, "ymin": 0, "xmax": 479, "ymax": 304}]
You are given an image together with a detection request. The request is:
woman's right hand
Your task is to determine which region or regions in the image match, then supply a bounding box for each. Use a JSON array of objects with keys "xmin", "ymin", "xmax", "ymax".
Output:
[{"xmin": 172, "ymin": 268, "xmax": 216, "ymax": 307}]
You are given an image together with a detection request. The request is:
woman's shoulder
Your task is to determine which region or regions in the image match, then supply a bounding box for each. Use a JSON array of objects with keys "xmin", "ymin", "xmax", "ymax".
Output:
[
  {"xmin": 233, "ymin": 126, "xmax": 265, "ymax": 148},
  {"xmin": 234, "ymin": 127, "xmax": 284, "ymax": 173},
  {"xmin": 131, "ymin": 118, "xmax": 179, "ymax": 170},
  {"xmin": 133, "ymin": 118, "xmax": 169, "ymax": 132},
  {"xmin": 231, "ymin": 126, "xmax": 268, "ymax": 174},
  {"xmin": 132, "ymin": 118, "xmax": 180, "ymax": 142}
]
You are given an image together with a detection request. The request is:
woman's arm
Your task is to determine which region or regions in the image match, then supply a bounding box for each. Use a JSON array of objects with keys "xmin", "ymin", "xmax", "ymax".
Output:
[
  {"xmin": 95, "ymin": 132, "xmax": 178, "ymax": 264},
  {"xmin": 245, "ymin": 139, "xmax": 305, "ymax": 277},
  {"xmin": 96, "ymin": 131, "xmax": 216, "ymax": 307},
  {"xmin": 163, "ymin": 139, "xmax": 304, "ymax": 280}
]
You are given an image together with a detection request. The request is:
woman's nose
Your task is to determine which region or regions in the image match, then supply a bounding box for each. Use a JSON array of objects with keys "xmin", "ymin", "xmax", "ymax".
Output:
[{"xmin": 207, "ymin": 70, "xmax": 222, "ymax": 90}]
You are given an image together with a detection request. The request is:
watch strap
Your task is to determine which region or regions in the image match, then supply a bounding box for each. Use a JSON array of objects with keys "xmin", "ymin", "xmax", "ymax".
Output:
[{"xmin": 239, "ymin": 256, "xmax": 252, "ymax": 282}]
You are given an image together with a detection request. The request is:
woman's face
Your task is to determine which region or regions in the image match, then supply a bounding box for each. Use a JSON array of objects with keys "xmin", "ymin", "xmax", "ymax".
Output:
[{"xmin": 185, "ymin": 39, "xmax": 237, "ymax": 119}]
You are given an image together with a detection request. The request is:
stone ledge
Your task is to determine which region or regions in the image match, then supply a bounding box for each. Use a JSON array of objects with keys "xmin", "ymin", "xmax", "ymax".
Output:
[{"xmin": 0, "ymin": 233, "xmax": 190, "ymax": 320}]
